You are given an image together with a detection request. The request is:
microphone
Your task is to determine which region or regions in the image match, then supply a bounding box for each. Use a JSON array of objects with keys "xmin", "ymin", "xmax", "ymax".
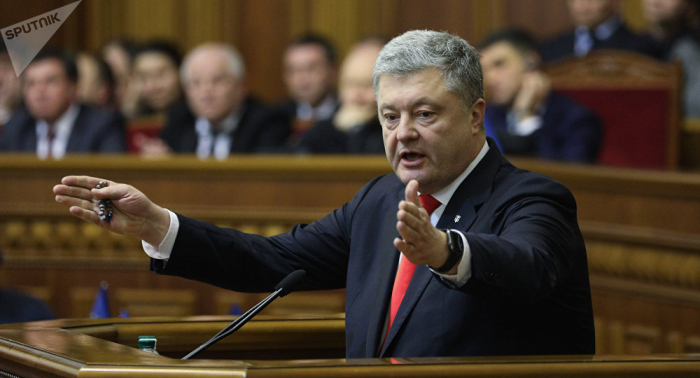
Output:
[{"xmin": 181, "ymin": 269, "xmax": 307, "ymax": 360}]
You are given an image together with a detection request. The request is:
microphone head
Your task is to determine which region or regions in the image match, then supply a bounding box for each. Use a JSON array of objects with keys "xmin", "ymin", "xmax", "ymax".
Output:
[{"xmin": 274, "ymin": 269, "xmax": 307, "ymax": 297}]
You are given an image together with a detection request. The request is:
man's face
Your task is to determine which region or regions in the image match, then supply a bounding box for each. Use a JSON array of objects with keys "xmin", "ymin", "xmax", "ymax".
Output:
[
  {"xmin": 480, "ymin": 42, "xmax": 527, "ymax": 107},
  {"xmin": 0, "ymin": 54, "xmax": 21, "ymax": 111},
  {"xmin": 134, "ymin": 52, "xmax": 181, "ymax": 111},
  {"xmin": 283, "ymin": 44, "xmax": 335, "ymax": 106},
  {"xmin": 567, "ymin": 0, "xmax": 617, "ymax": 28},
  {"xmin": 183, "ymin": 49, "xmax": 245, "ymax": 124},
  {"xmin": 23, "ymin": 58, "xmax": 76, "ymax": 124},
  {"xmin": 338, "ymin": 44, "xmax": 381, "ymax": 113},
  {"xmin": 378, "ymin": 68, "xmax": 485, "ymax": 194}
]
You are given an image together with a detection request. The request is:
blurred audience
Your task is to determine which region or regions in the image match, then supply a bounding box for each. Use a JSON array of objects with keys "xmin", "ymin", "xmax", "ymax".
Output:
[
  {"xmin": 643, "ymin": 0, "xmax": 699, "ymax": 59},
  {"xmin": 0, "ymin": 41, "xmax": 21, "ymax": 131},
  {"xmin": 277, "ymin": 34, "xmax": 338, "ymax": 144},
  {"xmin": 296, "ymin": 38, "xmax": 385, "ymax": 154},
  {"xmin": 0, "ymin": 49, "xmax": 126, "ymax": 158},
  {"xmin": 76, "ymin": 53, "xmax": 117, "ymax": 109},
  {"xmin": 101, "ymin": 38, "xmax": 137, "ymax": 115},
  {"xmin": 541, "ymin": 0, "xmax": 661, "ymax": 62},
  {"xmin": 0, "ymin": 249, "xmax": 55, "ymax": 325},
  {"xmin": 481, "ymin": 28, "xmax": 602, "ymax": 163},
  {"xmin": 644, "ymin": 0, "xmax": 700, "ymax": 116},
  {"xmin": 141, "ymin": 43, "xmax": 289, "ymax": 159},
  {"xmin": 671, "ymin": 28, "xmax": 700, "ymax": 117},
  {"xmin": 126, "ymin": 41, "xmax": 183, "ymax": 119}
]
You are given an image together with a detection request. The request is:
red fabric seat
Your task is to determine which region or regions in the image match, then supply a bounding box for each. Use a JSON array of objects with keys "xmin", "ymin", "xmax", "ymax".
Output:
[{"xmin": 547, "ymin": 51, "xmax": 682, "ymax": 170}]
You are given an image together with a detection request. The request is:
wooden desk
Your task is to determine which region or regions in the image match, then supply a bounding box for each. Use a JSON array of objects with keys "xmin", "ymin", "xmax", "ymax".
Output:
[
  {"xmin": 1, "ymin": 316, "xmax": 700, "ymax": 377},
  {"xmin": 1, "ymin": 154, "xmax": 700, "ymax": 355}
]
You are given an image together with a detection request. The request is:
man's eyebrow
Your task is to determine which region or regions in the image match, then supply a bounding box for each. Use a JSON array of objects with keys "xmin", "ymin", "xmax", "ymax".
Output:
[{"xmin": 380, "ymin": 97, "xmax": 445, "ymax": 111}]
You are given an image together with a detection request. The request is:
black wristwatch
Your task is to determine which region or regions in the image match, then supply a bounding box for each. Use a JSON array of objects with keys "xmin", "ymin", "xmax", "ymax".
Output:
[{"xmin": 433, "ymin": 229, "xmax": 464, "ymax": 274}]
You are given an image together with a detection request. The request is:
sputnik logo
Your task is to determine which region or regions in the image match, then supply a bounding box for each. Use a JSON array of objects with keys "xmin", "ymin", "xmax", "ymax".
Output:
[{"xmin": 1, "ymin": 0, "xmax": 82, "ymax": 77}]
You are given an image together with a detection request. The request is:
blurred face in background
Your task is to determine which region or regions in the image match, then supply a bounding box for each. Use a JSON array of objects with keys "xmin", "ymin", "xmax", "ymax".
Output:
[
  {"xmin": 480, "ymin": 42, "xmax": 529, "ymax": 107},
  {"xmin": 133, "ymin": 52, "xmax": 181, "ymax": 111},
  {"xmin": 567, "ymin": 0, "xmax": 619, "ymax": 28},
  {"xmin": 643, "ymin": 0, "xmax": 689, "ymax": 25},
  {"xmin": 283, "ymin": 44, "xmax": 336, "ymax": 107},
  {"xmin": 0, "ymin": 52, "xmax": 21, "ymax": 116},
  {"xmin": 338, "ymin": 43, "xmax": 382, "ymax": 116},
  {"xmin": 182, "ymin": 47, "xmax": 246, "ymax": 125},
  {"xmin": 102, "ymin": 42, "xmax": 131, "ymax": 106},
  {"xmin": 23, "ymin": 58, "xmax": 76, "ymax": 124}
]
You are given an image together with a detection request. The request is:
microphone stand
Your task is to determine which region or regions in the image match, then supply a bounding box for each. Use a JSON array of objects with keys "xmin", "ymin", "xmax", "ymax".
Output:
[
  {"xmin": 181, "ymin": 269, "xmax": 306, "ymax": 360},
  {"xmin": 181, "ymin": 288, "xmax": 282, "ymax": 360}
]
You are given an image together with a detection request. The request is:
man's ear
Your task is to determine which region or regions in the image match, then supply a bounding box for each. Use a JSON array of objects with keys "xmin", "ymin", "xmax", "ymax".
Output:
[{"xmin": 470, "ymin": 98, "xmax": 486, "ymax": 135}]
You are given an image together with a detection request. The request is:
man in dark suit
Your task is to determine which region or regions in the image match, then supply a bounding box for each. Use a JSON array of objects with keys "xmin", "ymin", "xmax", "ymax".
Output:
[
  {"xmin": 480, "ymin": 29, "xmax": 602, "ymax": 163},
  {"xmin": 0, "ymin": 50, "xmax": 126, "ymax": 157},
  {"xmin": 54, "ymin": 30, "xmax": 595, "ymax": 358},
  {"xmin": 276, "ymin": 34, "xmax": 339, "ymax": 146},
  {"xmin": 0, "ymin": 249, "xmax": 55, "ymax": 325},
  {"xmin": 296, "ymin": 38, "xmax": 385, "ymax": 154},
  {"xmin": 541, "ymin": 0, "xmax": 661, "ymax": 63},
  {"xmin": 140, "ymin": 43, "xmax": 289, "ymax": 158}
]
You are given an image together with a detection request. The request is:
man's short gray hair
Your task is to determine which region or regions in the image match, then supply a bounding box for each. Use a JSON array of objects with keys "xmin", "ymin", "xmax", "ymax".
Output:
[
  {"xmin": 180, "ymin": 43, "xmax": 246, "ymax": 85},
  {"xmin": 373, "ymin": 30, "xmax": 484, "ymax": 111}
]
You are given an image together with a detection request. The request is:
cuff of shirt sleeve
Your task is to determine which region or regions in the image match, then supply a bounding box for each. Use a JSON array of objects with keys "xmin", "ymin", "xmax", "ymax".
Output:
[
  {"xmin": 141, "ymin": 209, "xmax": 179, "ymax": 260},
  {"xmin": 431, "ymin": 230, "xmax": 471, "ymax": 287}
]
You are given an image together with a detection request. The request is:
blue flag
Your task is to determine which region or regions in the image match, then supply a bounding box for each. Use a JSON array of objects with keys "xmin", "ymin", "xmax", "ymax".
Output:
[
  {"xmin": 228, "ymin": 303, "xmax": 243, "ymax": 315},
  {"xmin": 89, "ymin": 281, "xmax": 110, "ymax": 318}
]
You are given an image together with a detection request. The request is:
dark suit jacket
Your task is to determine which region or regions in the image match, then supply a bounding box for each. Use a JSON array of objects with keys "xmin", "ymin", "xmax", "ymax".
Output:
[
  {"xmin": 0, "ymin": 288, "xmax": 55, "ymax": 325},
  {"xmin": 159, "ymin": 97, "xmax": 290, "ymax": 154},
  {"xmin": 153, "ymin": 138, "xmax": 595, "ymax": 358},
  {"xmin": 0, "ymin": 104, "xmax": 126, "ymax": 153},
  {"xmin": 541, "ymin": 23, "xmax": 661, "ymax": 63},
  {"xmin": 485, "ymin": 92, "xmax": 602, "ymax": 163},
  {"xmin": 295, "ymin": 117, "xmax": 385, "ymax": 154}
]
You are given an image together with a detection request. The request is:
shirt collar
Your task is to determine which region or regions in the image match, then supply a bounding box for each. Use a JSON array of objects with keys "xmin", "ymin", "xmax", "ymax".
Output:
[
  {"xmin": 195, "ymin": 107, "xmax": 242, "ymax": 137},
  {"xmin": 296, "ymin": 94, "xmax": 338, "ymax": 121},
  {"xmin": 36, "ymin": 103, "xmax": 79, "ymax": 137},
  {"xmin": 420, "ymin": 139, "xmax": 490, "ymax": 208},
  {"xmin": 577, "ymin": 15, "xmax": 622, "ymax": 41}
]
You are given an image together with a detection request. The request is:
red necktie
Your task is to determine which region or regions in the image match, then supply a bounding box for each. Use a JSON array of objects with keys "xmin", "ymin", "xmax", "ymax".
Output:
[{"xmin": 383, "ymin": 194, "xmax": 441, "ymax": 348}]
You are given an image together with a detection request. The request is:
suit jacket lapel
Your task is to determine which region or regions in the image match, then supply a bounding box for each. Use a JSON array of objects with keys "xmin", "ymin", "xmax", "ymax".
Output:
[
  {"xmin": 365, "ymin": 184, "xmax": 403, "ymax": 357},
  {"xmin": 65, "ymin": 105, "xmax": 85, "ymax": 152},
  {"xmin": 379, "ymin": 139, "xmax": 503, "ymax": 356}
]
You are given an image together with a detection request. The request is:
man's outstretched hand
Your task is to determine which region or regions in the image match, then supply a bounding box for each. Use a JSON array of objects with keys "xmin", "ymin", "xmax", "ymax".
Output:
[
  {"xmin": 394, "ymin": 180, "xmax": 452, "ymax": 272},
  {"xmin": 53, "ymin": 176, "xmax": 171, "ymax": 246}
]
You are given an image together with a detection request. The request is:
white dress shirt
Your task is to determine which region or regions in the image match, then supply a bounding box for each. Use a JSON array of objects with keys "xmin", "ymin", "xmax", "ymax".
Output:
[
  {"xmin": 35, "ymin": 103, "xmax": 79, "ymax": 160},
  {"xmin": 195, "ymin": 110, "xmax": 241, "ymax": 160}
]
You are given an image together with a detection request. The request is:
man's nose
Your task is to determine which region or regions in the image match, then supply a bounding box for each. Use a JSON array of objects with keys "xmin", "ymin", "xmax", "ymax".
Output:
[{"xmin": 396, "ymin": 117, "xmax": 419, "ymax": 142}]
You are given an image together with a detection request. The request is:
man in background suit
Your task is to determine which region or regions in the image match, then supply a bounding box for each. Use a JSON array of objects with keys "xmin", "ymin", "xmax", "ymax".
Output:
[
  {"xmin": 54, "ymin": 30, "xmax": 595, "ymax": 358},
  {"xmin": 276, "ymin": 34, "xmax": 339, "ymax": 146},
  {"xmin": 0, "ymin": 249, "xmax": 55, "ymax": 325},
  {"xmin": 141, "ymin": 43, "xmax": 289, "ymax": 159},
  {"xmin": 296, "ymin": 38, "xmax": 385, "ymax": 154},
  {"xmin": 0, "ymin": 49, "xmax": 126, "ymax": 158},
  {"xmin": 541, "ymin": 0, "xmax": 661, "ymax": 62},
  {"xmin": 481, "ymin": 28, "xmax": 602, "ymax": 163}
]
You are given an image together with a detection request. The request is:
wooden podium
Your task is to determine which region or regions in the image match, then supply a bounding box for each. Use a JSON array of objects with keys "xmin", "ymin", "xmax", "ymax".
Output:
[{"xmin": 1, "ymin": 315, "xmax": 699, "ymax": 377}]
